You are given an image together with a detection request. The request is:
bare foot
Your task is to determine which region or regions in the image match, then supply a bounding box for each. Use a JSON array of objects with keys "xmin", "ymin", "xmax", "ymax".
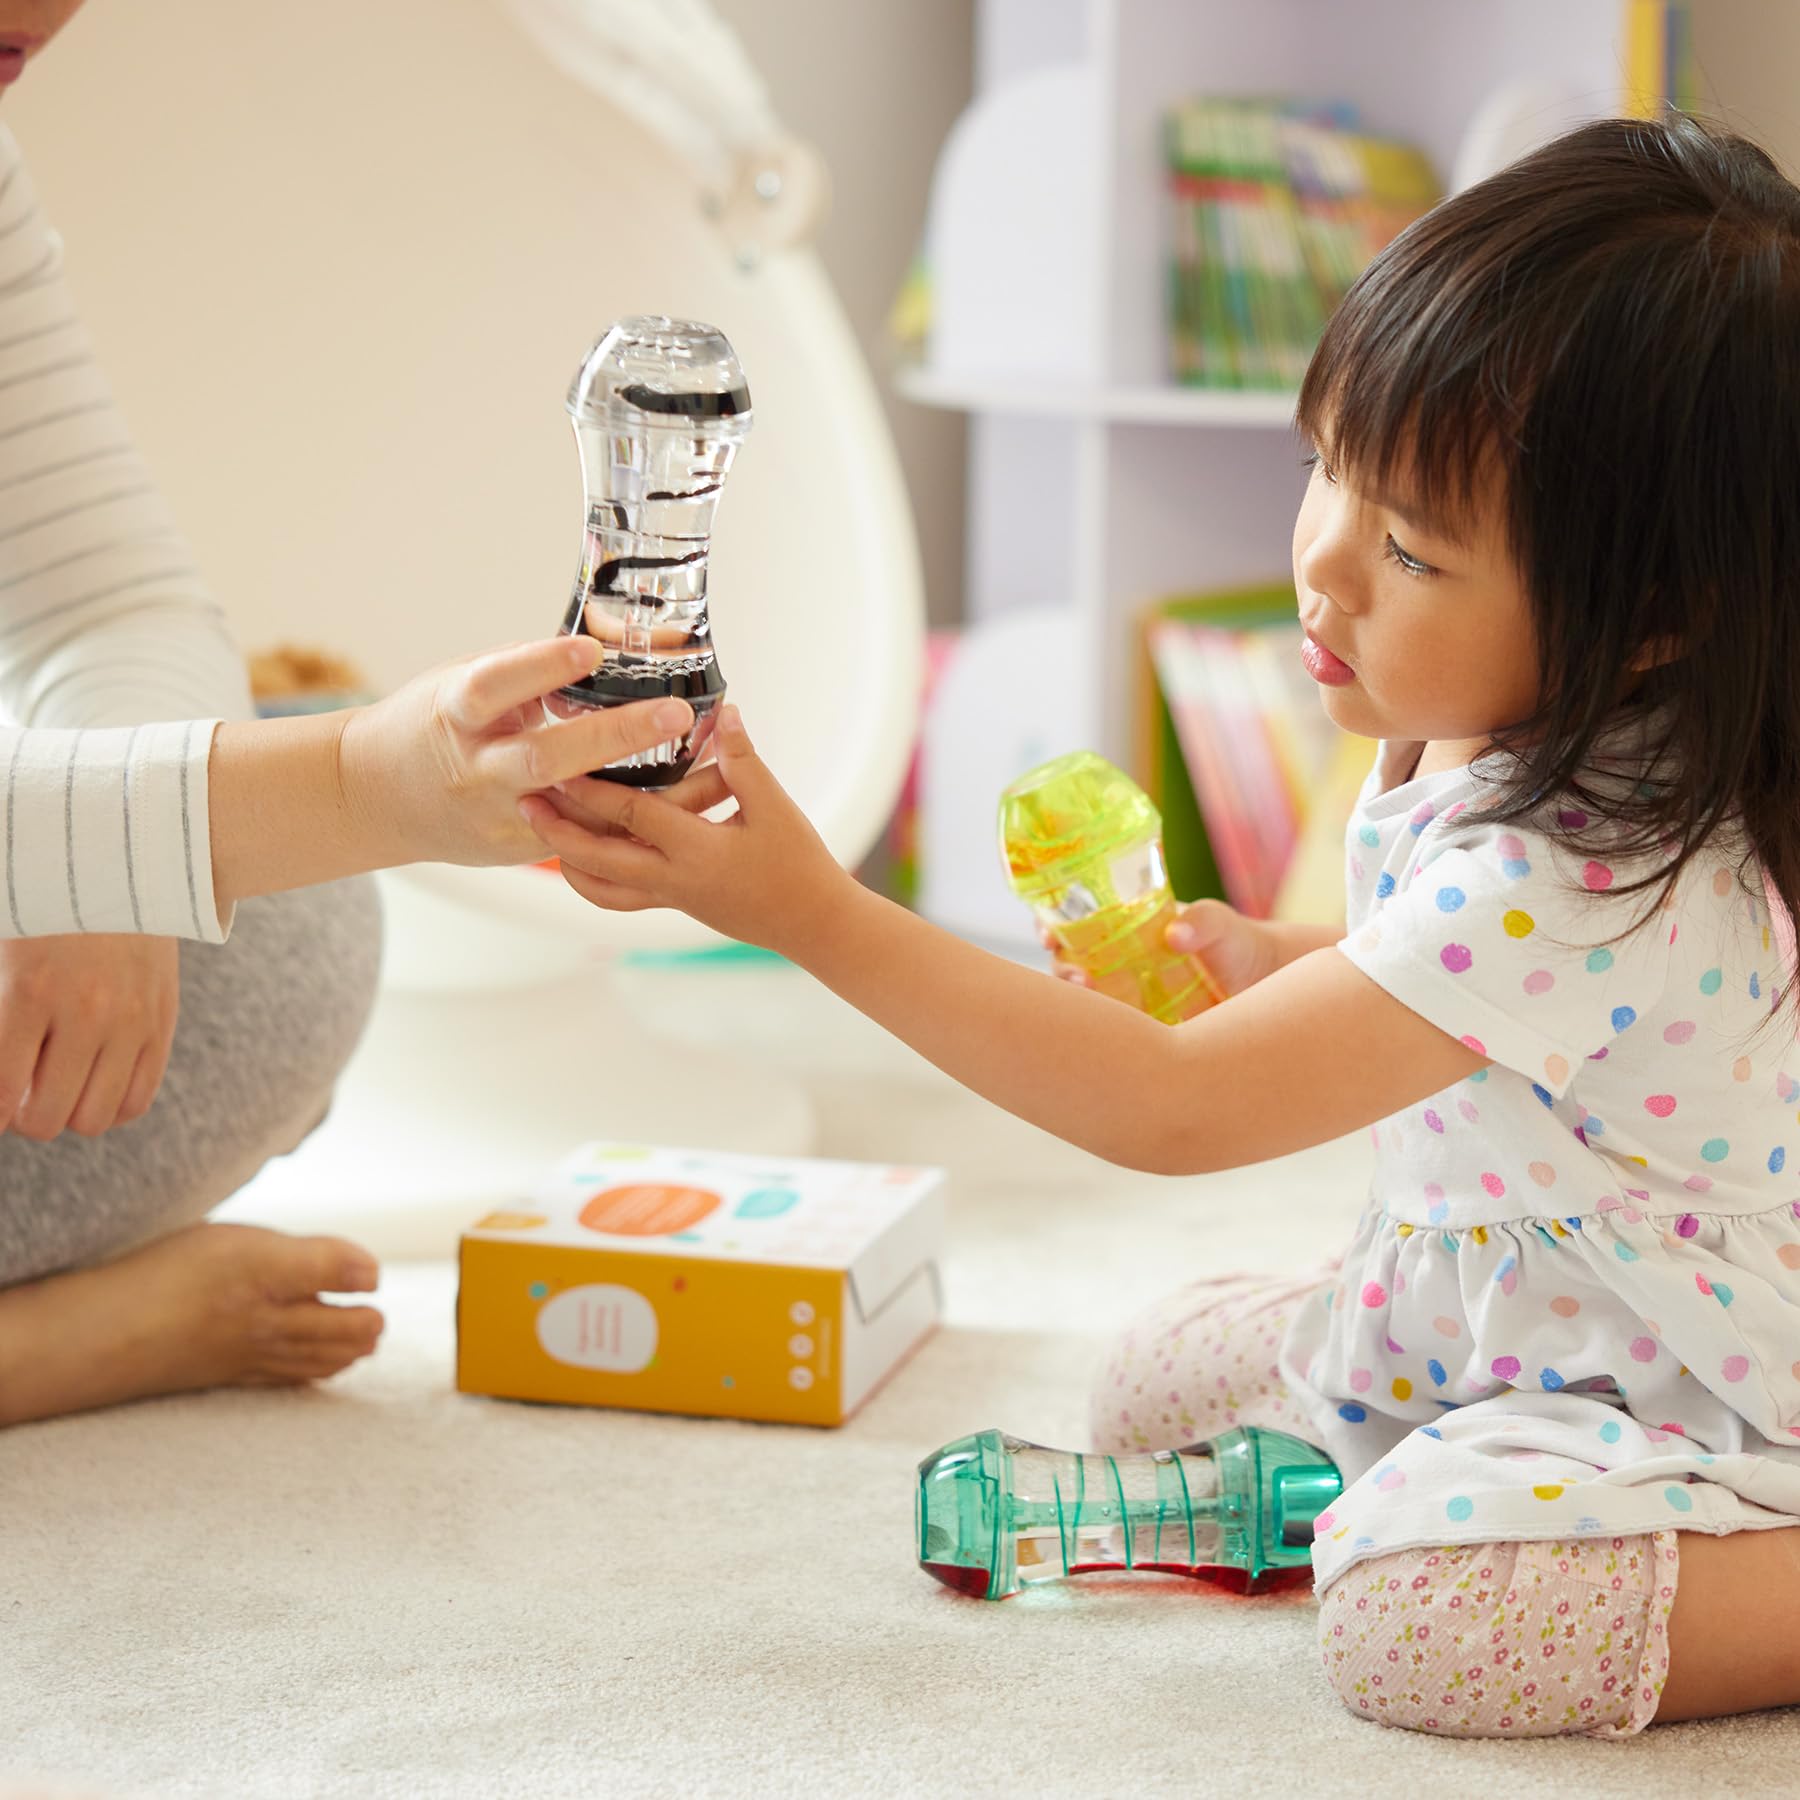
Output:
[{"xmin": 0, "ymin": 1222, "xmax": 384, "ymax": 1426}]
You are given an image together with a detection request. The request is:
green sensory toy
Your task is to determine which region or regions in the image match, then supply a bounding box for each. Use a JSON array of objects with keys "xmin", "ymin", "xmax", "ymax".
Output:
[{"xmin": 916, "ymin": 1425, "xmax": 1343, "ymax": 1599}]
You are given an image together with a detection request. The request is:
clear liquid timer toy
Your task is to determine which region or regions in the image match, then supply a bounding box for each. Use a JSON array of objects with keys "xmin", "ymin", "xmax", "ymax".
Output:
[
  {"xmin": 916, "ymin": 1425, "xmax": 1342, "ymax": 1600},
  {"xmin": 999, "ymin": 750, "xmax": 1225, "ymax": 1023},
  {"xmin": 546, "ymin": 315, "xmax": 753, "ymax": 785}
]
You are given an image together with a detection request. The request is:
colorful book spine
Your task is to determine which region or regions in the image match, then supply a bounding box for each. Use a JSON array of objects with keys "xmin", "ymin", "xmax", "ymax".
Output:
[
  {"xmin": 1211, "ymin": 629, "xmax": 1301, "ymax": 916},
  {"xmin": 1142, "ymin": 585, "xmax": 1367, "ymax": 920},
  {"xmin": 1624, "ymin": 1, "xmax": 1698, "ymax": 117},
  {"xmin": 1150, "ymin": 624, "xmax": 1262, "ymax": 910},
  {"xmin": 1166, "ymin": 97, "xmax": 1440, "ymax": 392}
]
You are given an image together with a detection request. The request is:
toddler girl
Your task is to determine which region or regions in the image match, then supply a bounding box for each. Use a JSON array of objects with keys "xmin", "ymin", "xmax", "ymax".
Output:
[{"xmin": 525, "ymin": 115, "xmax": 1800, "ymax": 1740}]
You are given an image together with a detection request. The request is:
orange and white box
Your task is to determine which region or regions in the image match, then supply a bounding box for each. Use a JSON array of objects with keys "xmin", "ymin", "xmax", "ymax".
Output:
[{"xmin": 456, "ymin": 1141, "xmax": 946, "ymax": 1427}]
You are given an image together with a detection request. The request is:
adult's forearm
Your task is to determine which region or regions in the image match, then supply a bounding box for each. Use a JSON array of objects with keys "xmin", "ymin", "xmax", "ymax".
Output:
[{"xmin": 207, "ymin": 711, "xmax": 392, "ymax": 918}]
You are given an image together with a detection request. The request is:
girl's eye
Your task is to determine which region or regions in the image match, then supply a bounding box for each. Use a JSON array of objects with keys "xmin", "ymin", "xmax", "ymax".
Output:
[
  {"xmin": 1302, "ymin": 451, "xmax": 1337, "ymax": 484},
  {"xmin": 1382, "ymin": 534, "xmax": 1436, "ymax": 580}
]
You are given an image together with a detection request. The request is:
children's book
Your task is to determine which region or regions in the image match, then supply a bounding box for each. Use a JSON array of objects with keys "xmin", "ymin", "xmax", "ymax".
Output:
[{"xmin": 1139, "ymin": 583, "xmax": 1354, "ymax": 920}]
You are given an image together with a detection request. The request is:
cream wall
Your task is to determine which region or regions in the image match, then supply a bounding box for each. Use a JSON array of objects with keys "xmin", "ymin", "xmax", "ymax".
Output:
[
  {"xmin": 713, "ymin": 0, "xmax": 972, "ymax": 626},
  {"xmin": 3, "ymin": 0, "xmax": 972, "ymax": 682}
]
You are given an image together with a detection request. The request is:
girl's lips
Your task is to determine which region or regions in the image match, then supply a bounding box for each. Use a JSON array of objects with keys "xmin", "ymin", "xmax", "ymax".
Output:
[
  {"xmin": 1300, "ymin": 632, "xmax": 1356, "ymax": 687},
  {"xmin": 0, "ymin": 48, "xmax": 25, "ymax": 86}
]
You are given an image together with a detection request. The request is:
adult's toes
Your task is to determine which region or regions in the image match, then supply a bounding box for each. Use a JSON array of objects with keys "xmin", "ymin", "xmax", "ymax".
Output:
[
  {"xmin": 281, "ymin": 1344, "xmax": 374, "ymax": 1380},
  {"xmin": 275, "ymin": 1301, "xmax": 385, "ymax": 1355},
  {"xmin": 241, "ymin": 1348, "xmax": 365, "ymax": 1384},
  {"xmin": 262, "ymin": 1235, "xmax": 381, "ymax": 1301}
]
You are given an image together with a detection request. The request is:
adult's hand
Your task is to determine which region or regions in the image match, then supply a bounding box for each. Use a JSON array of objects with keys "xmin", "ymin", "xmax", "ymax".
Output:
[
  {"xmin": 0, "ymin": 935, "xmax": 179, "ymax": 1139},
  {"xmin": 338, "ymin": 635, "xmax": 697, "ymax": 869},
  {"xmin": 208, "ymin": 636, "xmax": 696, "ymax": 912}
]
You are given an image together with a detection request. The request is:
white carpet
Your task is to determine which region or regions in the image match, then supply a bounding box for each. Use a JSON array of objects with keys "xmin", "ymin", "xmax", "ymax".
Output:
[{"xmin": 4, "ymin": 1003, "xmax": 1799, "ymax": 1797}]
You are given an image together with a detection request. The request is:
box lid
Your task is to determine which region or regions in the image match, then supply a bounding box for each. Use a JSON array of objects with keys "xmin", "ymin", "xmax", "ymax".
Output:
[{"xmin": 465, "ymin": 1142, "xmax": 945, "ymax": 1306}]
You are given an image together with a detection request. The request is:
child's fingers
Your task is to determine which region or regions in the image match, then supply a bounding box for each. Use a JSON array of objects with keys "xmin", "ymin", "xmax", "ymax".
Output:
[
  {"xmin": 1166, "ymin": 897, "xmax": 1233, "ymax": 952},
  {"xmin": 530, "ymin": 771, "xmax": 708, "ymax": 855},
  {"xmin": 560, "ymin": 864, "xmax": 660, "ymax": 913},
  {"xmin": 448, "ymin": 636, "xmax": 602, "ymax": 729},
  {"xmin": 711, "ymin": 706, "xmax": 779, "ymax": 809},
  {"xmin": 664, "ymin": 763, "xmax": 733, "ymax": 815},
  {"xmin": 518, "ymin": 793, "xmax": 609, "ymax": 859},
  {"xmin": 1036, "ymin": 923, "xmax": 1091, "ymax": 984},
  {"xmin": 528, "ymin": 782, "xmax": 643, "ymax": 838},
  {"xmin": 563, "ymin": 761, "xmax": 731, "ymax": 820},
  {"xmin": 523, "ymin": 803, "xmax": 671, "ymax": 888}
]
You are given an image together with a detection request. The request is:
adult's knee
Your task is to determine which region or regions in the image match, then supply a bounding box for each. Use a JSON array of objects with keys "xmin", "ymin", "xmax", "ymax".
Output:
[
  {"xmin": 146, "ymin": 875, "xmax": 383, "ymax": 1180},
  {"xmin": 178, "ymin": 876, "xmax": 382, "ymax": 1114},
  {"xmin": 0, "ymin": 879, "xmax": 384, "ymax": 1286}
]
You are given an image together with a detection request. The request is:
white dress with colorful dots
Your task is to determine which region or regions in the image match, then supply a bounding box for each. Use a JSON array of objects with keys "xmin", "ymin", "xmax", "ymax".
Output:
[{"xmin": 1280, "ymin": 736, "xmax": 1800, "ymax": 1592}]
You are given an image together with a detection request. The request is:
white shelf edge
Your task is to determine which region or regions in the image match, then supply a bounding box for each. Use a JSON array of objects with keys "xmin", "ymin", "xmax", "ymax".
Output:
[{"xmin": 892, "ymin": 363, "xmax": 1299, "ymax": 427}]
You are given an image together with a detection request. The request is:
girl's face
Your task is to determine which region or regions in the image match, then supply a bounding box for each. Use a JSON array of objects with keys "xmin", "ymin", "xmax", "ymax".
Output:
[
  {"xmin": 1291, "ymin": 436, "xmax": 1541, "ymax": 759},
  {"xmin": 0, "ymin": 0, "xmax": 84, "ymax": 90}
]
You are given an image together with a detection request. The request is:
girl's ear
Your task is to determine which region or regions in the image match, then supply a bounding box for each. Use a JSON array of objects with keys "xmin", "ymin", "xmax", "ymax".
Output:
[{"xmin": 1628, "ymin": 634, "xmax": 1683, "ymax": 673}]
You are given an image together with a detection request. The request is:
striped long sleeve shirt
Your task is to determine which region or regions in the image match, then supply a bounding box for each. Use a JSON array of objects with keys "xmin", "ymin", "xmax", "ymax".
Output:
[{"xmin": 0, "ymin": 124, "xmax": 247, "ymax": 941}]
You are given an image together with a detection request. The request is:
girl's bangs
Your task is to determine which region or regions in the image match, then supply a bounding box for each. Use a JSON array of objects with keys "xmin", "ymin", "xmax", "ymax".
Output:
[{"xmin": 1296, "ymin": 241, "xmax": 1524, "ymax": 548}]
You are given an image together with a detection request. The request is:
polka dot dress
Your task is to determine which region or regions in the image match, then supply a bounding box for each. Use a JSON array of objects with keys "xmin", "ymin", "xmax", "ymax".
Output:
[{"xmin": 1287, "ymin": 734, "xmax": 1800, "ymax": 1593}]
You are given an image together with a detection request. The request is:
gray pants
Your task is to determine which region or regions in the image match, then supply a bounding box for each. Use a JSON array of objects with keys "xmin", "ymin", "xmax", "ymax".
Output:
[{"xmin": 0, "ymin": 877, "xmax": 383, "ymax": 1287}]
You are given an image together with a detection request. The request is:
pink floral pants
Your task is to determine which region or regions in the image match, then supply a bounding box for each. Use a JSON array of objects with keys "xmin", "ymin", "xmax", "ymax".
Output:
[{"xmin": 1088, "ymin": 1269, "xmax": 1677, "ymax": 1738}]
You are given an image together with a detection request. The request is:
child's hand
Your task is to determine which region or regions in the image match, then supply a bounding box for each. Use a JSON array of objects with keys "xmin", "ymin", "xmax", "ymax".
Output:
[
  {"xmin": 1045, "ymin": 898, "xmax": 1280, "ymax": 997},
  {"xmin": 338, "ymin": 636, "xmax": 696, "ymax": 870},
  {"xmin": 518, "ymin": 704, "xmax": 850, "ymax": 954}
]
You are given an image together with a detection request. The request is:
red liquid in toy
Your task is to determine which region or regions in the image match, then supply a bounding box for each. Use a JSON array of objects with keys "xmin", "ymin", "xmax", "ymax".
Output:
[{"xmin": 921, "ymin": 1562, "xmax": 992, "ymax": 1599}]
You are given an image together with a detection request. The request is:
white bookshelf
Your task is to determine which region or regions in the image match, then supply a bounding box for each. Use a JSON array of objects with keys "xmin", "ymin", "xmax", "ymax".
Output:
[
  {"xmin": 895, "ymin": 364, "xmax": 1299, "ymax": 427},
  {"xmin": 902, "ymin": 0, "xmax": 1637, "ymax": 948}
]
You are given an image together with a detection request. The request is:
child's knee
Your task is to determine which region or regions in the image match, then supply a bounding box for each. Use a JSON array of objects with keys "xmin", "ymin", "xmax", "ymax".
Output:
[
  {"xmin": 1087, "ymin": 1271, "xmax": 1319, "ymax": 1454},
  {"xmin": 1086, "ymin": 1322, "xmax": 1145, "ymax": 1454},
  {"xmin": 1317, "ymin": 1547, "xmax": 1483, "ymax": 1735},
  {"xmin": 1317, "ymin": 1537, "xmax": 1661, "ymax": 1738},
  {"xmin": 1084, "ymin": 1287, "xmax": 1209, "ymax": 1452}
]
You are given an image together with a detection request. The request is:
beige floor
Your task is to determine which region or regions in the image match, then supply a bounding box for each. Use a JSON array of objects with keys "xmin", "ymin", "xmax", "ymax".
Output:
[{"xmin": 4, "ymin": 982, "xmax": 1798, "ymax": 1798}]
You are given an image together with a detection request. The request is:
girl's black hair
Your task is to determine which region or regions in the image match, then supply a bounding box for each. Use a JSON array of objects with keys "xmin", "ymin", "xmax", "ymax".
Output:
[{"xmin": 1297, "ymin": 113, "xmax": 1800, "ymax": 984}]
